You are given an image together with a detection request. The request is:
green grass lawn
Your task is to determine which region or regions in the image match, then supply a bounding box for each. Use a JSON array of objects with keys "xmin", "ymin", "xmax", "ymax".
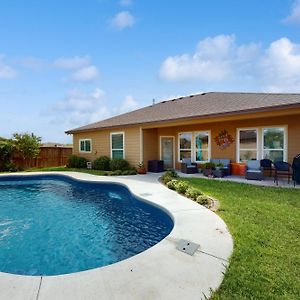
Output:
[{"xmin": 183, "ymin": 178, "xmax": 300, "ymax": 300}]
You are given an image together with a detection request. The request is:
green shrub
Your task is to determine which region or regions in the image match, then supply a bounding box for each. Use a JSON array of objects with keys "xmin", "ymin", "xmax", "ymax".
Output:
[
  {"xmin": 185, "ymin": 187, "xmax": 203, "ymax": 200},
  {"xmin": 164, "ymin": 169, "xmax": 179, "ymax": 178},
  {"xmin": 67, "ymin": 155, "xmax": 88, "ymax": 168},
  {"xmin": 2, "ymin": 161, "xmax": 19, "ymax": 172},
  {"xmin": 110, "ymin": 158, "xmax": 130, "ymax": 171},
  {"xmin": 122, "ymin": 169, "xmax": 137, "ymax": 175},
  {"xmin": 161, "ymin": 169, "xmax": 179, "ymax": 184},
  {"xmin": 167, "ymin": 179, "xmax": 179, "ymax": 190},
  {"xmin": 162, "ymin": 175, "xmax": 174, "ymax": 184},
  {"xmin": 203, "ymin": 162, "xmax": 216, "ymax": 169},
  {"xmin": 175, "ymin": 181, "xmax": 189, "ymax": 194},
  {"xmin": 196, "ymin": 195, "xmax": 211, "ymax": 206},
  {"xmin": 92, "ymin": 156, "xmax": 111, "ymax": 170},
  {"xmin": 111, "ymin": 170, "xmax": 123, "ymax": 176}
]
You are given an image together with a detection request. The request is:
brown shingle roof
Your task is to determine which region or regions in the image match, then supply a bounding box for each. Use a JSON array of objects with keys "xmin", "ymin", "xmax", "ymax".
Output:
[{"xmin": 65, "ymin": 92, "xmax": 300, "ymax": 134}]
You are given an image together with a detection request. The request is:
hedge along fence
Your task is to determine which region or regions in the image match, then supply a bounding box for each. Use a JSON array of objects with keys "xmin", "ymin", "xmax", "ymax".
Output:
[{"xmin": 12, "ymin": 146, "xmax": 72, "ymax": 169}]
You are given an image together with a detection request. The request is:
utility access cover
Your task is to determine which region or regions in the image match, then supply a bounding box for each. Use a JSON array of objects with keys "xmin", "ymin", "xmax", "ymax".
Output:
[{"xmin": 176, "ymin": 239, "xmax": 200, "ymax": 256}]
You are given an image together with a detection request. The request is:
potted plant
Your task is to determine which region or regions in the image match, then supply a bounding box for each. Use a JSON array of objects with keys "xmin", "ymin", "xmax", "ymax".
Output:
[
  {"xmin": 203, "ymin": 162, "xmax": 215, "ymax": 177},
  {"xmin": 215, "ymin": 162, "xmax": 224, "ymax": 170},
  {"xmin": 214, "ymin": 162, "xmax": 224, "ymax": 177},
  {"xmin": 198, "ymin": 163, "xmax": 205, "ymax": 174},
  {"xmin": 136, "ymin": 162, "xmax": 147, "ymax": 174}
]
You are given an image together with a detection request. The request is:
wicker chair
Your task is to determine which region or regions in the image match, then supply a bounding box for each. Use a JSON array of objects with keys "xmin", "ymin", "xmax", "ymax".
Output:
[
  {"xmin": 274, "ymin": 161, "xmax": 292, "ymax": 185},
  {"xmin": 181, "ymin": 158, "xmax": 198, "ymax": 174},
  {"xmin": 260, "ymin": 159, "xmax": 273, "ymax": 177},
  {"xmin": 246, "ymin": 160, "xmax": 264, "ymax": 181}
]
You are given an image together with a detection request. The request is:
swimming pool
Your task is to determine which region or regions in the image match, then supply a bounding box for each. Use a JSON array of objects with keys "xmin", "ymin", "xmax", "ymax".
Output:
[{"xmin": 0, "ymin": 174, "xmax": 173, "ymax": 276}]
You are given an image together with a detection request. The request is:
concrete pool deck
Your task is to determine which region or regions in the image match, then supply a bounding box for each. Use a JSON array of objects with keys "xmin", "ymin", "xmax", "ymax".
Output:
[{"xmin": 0, "ymin": 172, "xmax": 233, "ymax": 300}]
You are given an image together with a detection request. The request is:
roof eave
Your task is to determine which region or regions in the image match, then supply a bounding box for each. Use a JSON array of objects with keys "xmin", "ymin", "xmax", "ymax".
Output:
[{"xmin": 65, "ymin": 102, "xmax": 300, "ymax": 134}]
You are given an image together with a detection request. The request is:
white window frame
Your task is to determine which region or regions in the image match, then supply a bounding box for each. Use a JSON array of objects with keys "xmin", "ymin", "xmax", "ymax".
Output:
[
  {"xmin": 110, "ymin": 132, "xmax": 125, "ymax": 159},
  {"xmin": 178, "ymin": 131, "xmax": 211, "ymax": 163},
  {"xmin": 237, "ymin": 125, "xmax": 288, "ymax": 162},
  {"xmin": 262, "ymin": 126, "xmax": 288, "ymax": 162},
  {"xmin": 178, "ymin": 132, "xmax": 193, "ymax": 162},
  {"xmin": 79, "ymin": 139, "xmax": 92, "ymax": 153},
  {"xmin": 237, "ymin": 128, "xmax": 258, "ymax": 162},
  {"xmin": 194, "ymin": 131, "xmax": 211, "ymax": 163}
]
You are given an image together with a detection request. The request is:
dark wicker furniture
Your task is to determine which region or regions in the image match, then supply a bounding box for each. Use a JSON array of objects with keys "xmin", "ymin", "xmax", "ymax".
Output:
[
  {"xmin": 181, "ymin": 158, "xmax": 198, "ymax": 174},
  {"xmin": 274, "ymin": 161, "xmax": 293, "ymax": 185},
  {"xmin": 260, "ymin": 159, "xmax": 273, "ymax": 177},
  {"xmin": 246, "ymin": 160, "xmax": 264, "ymax": 181}
]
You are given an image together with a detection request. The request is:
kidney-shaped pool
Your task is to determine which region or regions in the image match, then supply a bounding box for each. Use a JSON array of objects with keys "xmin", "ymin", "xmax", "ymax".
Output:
[{"xmin": 0, "ymin": 174, "xmax": 173, "ymax": 276}]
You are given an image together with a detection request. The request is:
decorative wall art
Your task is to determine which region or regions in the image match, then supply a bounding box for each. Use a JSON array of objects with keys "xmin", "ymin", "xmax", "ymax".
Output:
[{"xmin": 214, "ymin": 130, "xmax": 234, "ymax": 150}]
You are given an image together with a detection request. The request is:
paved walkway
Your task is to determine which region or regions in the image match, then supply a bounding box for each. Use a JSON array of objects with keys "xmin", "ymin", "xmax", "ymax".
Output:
[{"xmin": 0, "ymin": 172, "xmax": 233, "ymax": 300}]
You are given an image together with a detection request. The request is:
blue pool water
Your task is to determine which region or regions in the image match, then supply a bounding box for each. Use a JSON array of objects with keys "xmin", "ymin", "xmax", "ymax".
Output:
[{"xmin": 0, "ymin": 175, "xmax": 173, "ymax": 276}]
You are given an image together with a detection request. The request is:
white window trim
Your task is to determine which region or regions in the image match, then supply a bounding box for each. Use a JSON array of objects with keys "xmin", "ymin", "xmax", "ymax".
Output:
[
  {"xmin": 79, "ymin": 139, "xmax": 92, "ymax": 153},
  {"xmin": 237, "ymin": 125, "xmax": 288, "ymax": 162},
  {"xmin": 194, "ymin": 131, "xmax": 211, "ymax": 163},
  {"xmin": 159, "ymin": 136, "xmax": 175, "ymax": 169},
  {"xmin": 237, "ymin": 128, "xmax": 258, "ymax": 163},
  {"xmin": 110, "ymin": 132, "xmax": 125, "ymax": 159},
  {"xmin": 262, "ymin": 126, "xmax": 288, "ymax": 162},
  {"xmin": 178, "ymin": 131, "xmax": 211, "ymax": 163},
  {"xmin": 178, "ymin": 132, "xmax": 192, "ymax": 163}
]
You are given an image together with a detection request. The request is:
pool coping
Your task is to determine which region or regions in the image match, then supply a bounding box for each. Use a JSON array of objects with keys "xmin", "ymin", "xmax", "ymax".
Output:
[{"xmin": 0, "ymin": 172, "xmax": 233, "ymax": 300}]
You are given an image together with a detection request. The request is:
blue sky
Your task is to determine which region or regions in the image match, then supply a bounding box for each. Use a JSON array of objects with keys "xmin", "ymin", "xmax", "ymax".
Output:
[{"xmin": 1, "ymin": 0, "xmax": 300, "ymax": 143}]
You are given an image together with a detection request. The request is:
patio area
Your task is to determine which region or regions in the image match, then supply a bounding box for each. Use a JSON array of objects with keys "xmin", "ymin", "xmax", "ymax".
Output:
[{"xmin": 178, "ymin": 171, "xmax": 300, "ymax": 189}]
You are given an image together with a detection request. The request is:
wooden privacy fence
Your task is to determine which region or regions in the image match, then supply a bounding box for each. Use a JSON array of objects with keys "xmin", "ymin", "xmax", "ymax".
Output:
[{"xmin": 12, "ymin": 147, "xmax": 72, "ymax": 169}]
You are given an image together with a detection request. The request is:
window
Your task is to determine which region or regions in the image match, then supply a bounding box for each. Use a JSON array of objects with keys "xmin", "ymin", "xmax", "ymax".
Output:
[
  {"xmin": 238, "ymin": 129, "xmax": 257, "ymax": 162},
  {"xmin": 179, "ymin": 133, "xmax": 192, "ymax": 160},
  {"xmin": 263, "ymin": 128, "xmax": 285, "ymax": 162},
  {"xmin": 237, "ymin": 126, "xmax": 287, "ymax": 162},
  {"xmin": 179, "ymin": 131, "xmax": 210, "ymax": 162},
  {"xmin": 111, "ymin": 132, "xmax": 124, "ymax": 159},
  {"xmin": 79, "ymin": 139, "xmax": 91, "ymax": 153},
  {"xmin": 195, "ymin": 132, "xmax": 209, "ymax": 162}
]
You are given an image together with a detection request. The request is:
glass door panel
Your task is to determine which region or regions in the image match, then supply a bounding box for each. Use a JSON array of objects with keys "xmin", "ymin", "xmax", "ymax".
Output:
[{"xmin": 161, "ymin": 137, "xmax": 174, "ymax": 169}]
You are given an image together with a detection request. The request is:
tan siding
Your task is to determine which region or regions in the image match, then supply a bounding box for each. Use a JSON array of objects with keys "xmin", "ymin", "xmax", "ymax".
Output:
[
  {"xmin": 288, "ymin": 117, "xmax": 300, "ymax": 162},
  {"xmin": 143, "ymin": 129, "xmax": 159, "ymax": 170},
  {"xmin": 72, "ymin": 112, "xmax": 300, "ymax": 170},
  {"xmin": 123, "ymin": 127, "xmax": 141, "ymax": 166},
  {"xmin": 72, "ymin": 127, "xmax": 141, "ymax": 167}
]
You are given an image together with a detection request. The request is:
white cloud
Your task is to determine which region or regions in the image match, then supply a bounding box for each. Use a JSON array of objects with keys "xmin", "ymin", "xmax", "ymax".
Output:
[
  {"xmin": 50, "ymin": 89, "xmax": 140, "ymax": 129},
  {"xmin": 260, "ymin": 38, "xmax": 300, "ymax": 92},
  {"xmin": 0, "ymin": 55, "xmax": 17, "ymax": 79},
  {"xmin": 283, "ymin": 0, "xmax": 300, "ymax": 24},
  {"xmin": 54, "ymin": 56, "xmax": 90, "ymax": 69},
  {"xmin": 159, "ymin": 35, "xmax": 260, "ymax": 81},
  {"xmin": 70, "ymin": 65, "xmax": 99, "ymax": 82},
  {"xmin": 52, "ymin": 88, "xmax": 109, "ymax": 127},
  {"xmin": 118, "ymin": 95, "xmax": 139, "ymax": 113},
  {"xmin": 110, "ymin": 11, "xmax": 135, "ymax": 30},
  {"xmin": 119, "ymin": 0, "xmax": 133, "ymax": 6},
  {"xmin": 159, "ymin": 34, "xmax": 300, "ymax": 92}
]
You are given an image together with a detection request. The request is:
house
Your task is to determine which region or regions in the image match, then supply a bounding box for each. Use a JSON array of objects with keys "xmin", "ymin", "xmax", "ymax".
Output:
[{"xmin": 65, "ymin": 92, "xmax": 300, "ymax": 170}]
